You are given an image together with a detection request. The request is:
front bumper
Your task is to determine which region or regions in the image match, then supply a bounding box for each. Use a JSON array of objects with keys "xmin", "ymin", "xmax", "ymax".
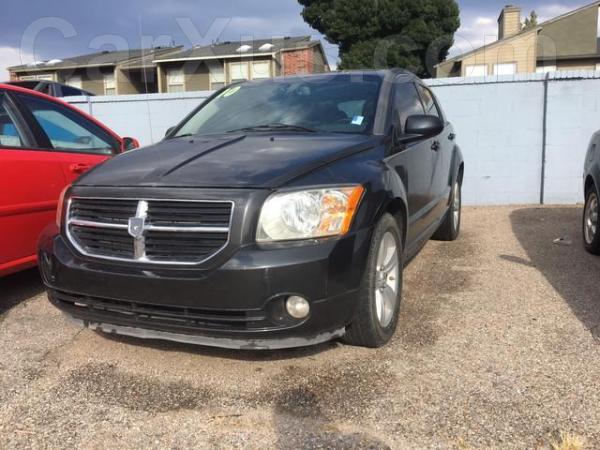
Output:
[{"xmin": 39, "ymin": 227, "xmax": 372, "ymax": 349}]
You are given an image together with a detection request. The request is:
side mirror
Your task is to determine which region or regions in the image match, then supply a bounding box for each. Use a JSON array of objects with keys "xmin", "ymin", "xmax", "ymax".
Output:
[
  {"xmin": 165, "ymin": 126, "xmax": 176, "ymax": 137},
  {"xmin": 121, "ymin": 137, "xmax": 140, "ymax": 152},
  {"xmin": 404, "ymin": 115, "xmax": 444, "ymax": 139}
]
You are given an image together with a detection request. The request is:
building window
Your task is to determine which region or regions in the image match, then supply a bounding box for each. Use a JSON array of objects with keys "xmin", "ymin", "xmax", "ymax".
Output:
[
  {"xmin": 103, "ymin": 73, "xmax": 116, "ymax": 95},
  {"xmin": 66, "ymin": 76, "xmax": 82, "ymax": 89},
  {"xmin": 464, "ymin": 65, "xmax": 488, "ymax": 77},
  {"xmin": 166, "ymin": 68, "xmax": 185, "ymax": 93},
  {"xmin": 209, "ymin": 64, "xmax": 225, "ymax": 90},
  {"xmin": 493, "ymin": 63, "xmax": 517, "ymax": 76},
  {"xmin": 20, "ymin": 74, "xmax": 54, "ymax": 81},
  {"xmin": 251, "ymin": 61, "xmax": 271, "ymax": 79},
  {"xmin": 536, "ymin": 65, "xmax": 557, "ymax": 74},
  {"xmin": 229, "ymin": 62, "xmax": 249, "ymax": 83}
]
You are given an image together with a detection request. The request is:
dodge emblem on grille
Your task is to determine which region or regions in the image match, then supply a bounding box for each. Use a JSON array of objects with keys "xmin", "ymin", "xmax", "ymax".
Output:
[{"xmin": 128, "ymin": 217, "xmax": 145, "ymax": 238}]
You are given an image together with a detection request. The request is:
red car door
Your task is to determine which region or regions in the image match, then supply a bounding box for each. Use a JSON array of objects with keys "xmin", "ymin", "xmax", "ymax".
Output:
[
  {"xmin": 13, "ymin": 93, "xmax": 122, "ymax": 185},
  {"xmin": 0, "ymin": 91, "xmax": 67, "ymax": 275},
  {"xmin": 0, "ymin": 87, "xmax": 125, "ymax": 276}
]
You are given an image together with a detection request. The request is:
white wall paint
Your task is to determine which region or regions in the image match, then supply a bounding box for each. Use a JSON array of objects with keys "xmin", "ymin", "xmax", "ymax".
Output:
[
  {"xmin": 65, "ymin": 72, "xmax": 600, "ymax": 205},
  {"xmin": 430, "ymin": 80, "xmax": 544, "ymax": 205},
  {"xmin": 67, "ymin": 91, "xmax": 212, "ymax": 146}
]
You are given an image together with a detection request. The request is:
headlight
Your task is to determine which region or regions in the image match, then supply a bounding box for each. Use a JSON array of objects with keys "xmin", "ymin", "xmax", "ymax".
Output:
[{"xmin": 257, "ymin": 186, "xmax": 364, "ymax": 242}]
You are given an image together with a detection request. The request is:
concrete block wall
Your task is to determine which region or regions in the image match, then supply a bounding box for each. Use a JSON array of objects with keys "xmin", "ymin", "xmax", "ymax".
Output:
[
  {"xmin": 67, "ymin": 91, "xmax": 212, "ymax": 146},
  {"xmin": 427, "ymin": 71, "xmax": 600, "ymax": 205},
  {"xmin": 429, "ymin": 79, "xmax": 545, "ymax": 205},
  {"xmin": 544, "ymin": 78, "xmax": 600, "ymax": 203},
  {"xmin": 65, "ymin": 71, "xmax": 600, "ymax": 205}
]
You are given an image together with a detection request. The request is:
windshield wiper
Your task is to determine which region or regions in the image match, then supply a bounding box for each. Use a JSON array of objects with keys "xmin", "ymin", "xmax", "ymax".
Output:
[{"xmin": 226, "ymin": 123, "xmax": 318, "ymax": 133}]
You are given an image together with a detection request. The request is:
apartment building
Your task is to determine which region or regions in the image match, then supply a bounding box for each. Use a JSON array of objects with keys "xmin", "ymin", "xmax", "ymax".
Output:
[
  {"xmin": 436, "ymin": 2, "xmax": 600, "ymax": 78},
  {"xmin": 154, "ymin": 36, "xmax": 330, "ymax": 93},
  {"xmin": 8, "ymin": 47, "xmax": 182, "ymax": 95}
]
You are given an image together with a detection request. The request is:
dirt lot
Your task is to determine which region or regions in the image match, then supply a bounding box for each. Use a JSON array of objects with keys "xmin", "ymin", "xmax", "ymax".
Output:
[{"xmin": 0, "ymin": 206, "xmax": 599, "ymax": 449}]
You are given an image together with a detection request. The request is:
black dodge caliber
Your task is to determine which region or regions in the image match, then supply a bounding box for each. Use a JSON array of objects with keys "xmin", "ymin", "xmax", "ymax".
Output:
[{"xmin": 39, "ymin": 70, "xmax": 464, "ymax": 350}]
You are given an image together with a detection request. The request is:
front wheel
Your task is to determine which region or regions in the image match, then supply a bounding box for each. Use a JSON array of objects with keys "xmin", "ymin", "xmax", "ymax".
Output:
[
  {"xmin": 344, "ymin": 214, "xmax": 403, "ymax": 348},
  {"xmin": 583, "ymin": 187, "xmax": 600, "ymax": 255}
]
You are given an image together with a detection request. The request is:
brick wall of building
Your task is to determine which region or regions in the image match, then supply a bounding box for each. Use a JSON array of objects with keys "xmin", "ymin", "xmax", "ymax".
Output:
[{"xmin": 282, "ymin": 49, "xmax": 314, "ymax": 76}]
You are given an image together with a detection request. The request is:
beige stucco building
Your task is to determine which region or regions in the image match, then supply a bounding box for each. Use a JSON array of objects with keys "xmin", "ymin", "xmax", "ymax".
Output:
[
  {"xmin": 8, "ymin": 48, "xmax": 182, "ymax": 95},
  {"xmin": 436, "ymin": 2, "xmax": 600, "ymax": 78},
  {"xmin": 153, "ymin": 37, "xmax": 330, "ymax": 93},
  {"xmin": 8, "ymin": 37, "xmax": 329, "ymax": 95}
]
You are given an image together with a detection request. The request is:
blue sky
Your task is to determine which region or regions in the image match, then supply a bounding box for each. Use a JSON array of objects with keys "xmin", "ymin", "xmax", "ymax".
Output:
[{"xmin": 0, "ymin": 0, "xmax": 593, "ymax": 78}]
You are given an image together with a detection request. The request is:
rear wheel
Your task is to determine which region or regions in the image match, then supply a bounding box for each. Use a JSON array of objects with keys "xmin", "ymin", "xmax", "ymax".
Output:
[
  {"xmin": 583, "ymin": 187, "xmax": 600, "ymax": 255},
  {"xmin": 344, "ymin": 214, "xmax": 403, "ymax": 348},
  {"xmin": 433, "ymin": 178, "xmax": 462, "ymax": 241}
]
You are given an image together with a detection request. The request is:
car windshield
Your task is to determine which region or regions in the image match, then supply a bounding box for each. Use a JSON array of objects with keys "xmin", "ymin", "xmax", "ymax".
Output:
[{"xmin": 173, "ymin": 74, "xmax": 383, "ymax": 137}]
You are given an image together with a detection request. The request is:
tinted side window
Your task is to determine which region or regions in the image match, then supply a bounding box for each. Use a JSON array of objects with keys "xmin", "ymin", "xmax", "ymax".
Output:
[
  {"xmin": 35, "ymin": 82, "xmax": 52, "ymax": 96},
  {"xmin": 61, "ymin": 85, "xmax": 86, "ymax": 97},
  {"xmin": 0, "ymin": 94, "xmax": 26, "ymax": 148},
  {"xmin": 416, "ymin": 85, "xmax": 441, "ymax": 119},
  {"xmin": 17, "ymin": 94, "xmax": 118, "ymax": 155},
  {"xmin": 393, "ymin": 82, "xmax": 425, "ymax": 131}
]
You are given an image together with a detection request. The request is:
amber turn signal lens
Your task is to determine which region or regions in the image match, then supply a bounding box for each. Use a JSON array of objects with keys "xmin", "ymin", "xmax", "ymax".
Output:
[{"xmin": 340, "ymin": 185, "xmax": 365, "ymax": 235}]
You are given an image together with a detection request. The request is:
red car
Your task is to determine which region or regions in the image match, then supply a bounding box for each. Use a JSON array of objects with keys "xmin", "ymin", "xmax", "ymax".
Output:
[{"xmin": 0, "ymin": 83, "xmax": 138, "ymax": 276}]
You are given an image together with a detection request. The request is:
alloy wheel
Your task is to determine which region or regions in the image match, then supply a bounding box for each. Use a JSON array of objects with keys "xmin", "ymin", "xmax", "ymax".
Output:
[
  {"xmin": 584, "ymin": 192, "xmax": 599, "ymax": 245},
  {"xmin": 374, "ymin": 232, "xmax": 400, "ymax": 328},
  {"xmin": 452, "ymin": 182, "xmax": 461, "ymax": 230}
]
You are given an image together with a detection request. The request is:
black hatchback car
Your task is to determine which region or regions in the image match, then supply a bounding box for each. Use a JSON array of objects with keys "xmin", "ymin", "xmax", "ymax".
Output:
[
  {"xmin": 584, "ymin": 131, "xmax": 600, "ymax": 254},
  {"xmin": 39, "ymin": 70, "xmax": 464, "ymax": 350}
]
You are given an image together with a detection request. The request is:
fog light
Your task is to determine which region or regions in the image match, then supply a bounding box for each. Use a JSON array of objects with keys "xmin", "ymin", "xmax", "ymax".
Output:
[{"xmin": 286, "ymin": 296, "xmax": 310, "ymax": 319}]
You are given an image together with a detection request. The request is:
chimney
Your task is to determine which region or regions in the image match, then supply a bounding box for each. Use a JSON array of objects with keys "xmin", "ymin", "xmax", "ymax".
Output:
[{"xmin": 498, "ymin": 5, "xmax": 522, "ymax": 39}]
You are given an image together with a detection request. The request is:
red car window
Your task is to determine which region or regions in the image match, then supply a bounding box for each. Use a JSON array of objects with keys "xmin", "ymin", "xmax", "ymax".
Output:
[
  {"xmin": 0, "ymin": 95, "xmax": 26, "ymax": 148},
  {"xmin": 17, "ymin": 94, "xmax": 119, "ymax": 155}
]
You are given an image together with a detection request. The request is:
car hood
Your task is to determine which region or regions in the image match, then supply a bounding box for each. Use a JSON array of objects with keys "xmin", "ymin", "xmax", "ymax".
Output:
[{"xmin": 77, "ymin": 133, "xmax": 377, "ymax": 189}]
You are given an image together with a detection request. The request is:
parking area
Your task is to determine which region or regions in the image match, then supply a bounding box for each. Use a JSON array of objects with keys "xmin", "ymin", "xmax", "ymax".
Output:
[{"xmin": 0, "ymin": 206, "xmax": 599, "ymax": 449}]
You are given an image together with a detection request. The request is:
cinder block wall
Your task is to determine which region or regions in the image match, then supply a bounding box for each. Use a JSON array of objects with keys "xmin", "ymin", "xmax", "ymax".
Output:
[
  {"xmin": 66, "ymin": 71, "xmax": 600, "ymax": 205},
  {"xmin": 428, "ymin": 71, "xmax": 600, "ymax": 205},
  {"xmin": 67, "ymin": 91, "xmax": 212, "ymax": 146}
]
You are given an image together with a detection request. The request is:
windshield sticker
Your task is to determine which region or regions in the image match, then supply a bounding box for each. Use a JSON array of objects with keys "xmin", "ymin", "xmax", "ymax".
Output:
[
  {"xmin": 352, "ymin": 115, "xmax": 364, "ymax": 126},
  {"xmin": 222, "ymin": 86, "xmax": 242, "ymax": 98}
]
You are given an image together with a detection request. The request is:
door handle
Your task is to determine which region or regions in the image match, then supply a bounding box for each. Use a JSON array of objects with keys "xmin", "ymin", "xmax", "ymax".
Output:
[
  {"xmin": 448, "ymin": 133, "xmax": 456, "ymax": 141},
  {"xmin": 69, "ymin": 163, "xmax": 91, "ymax": 174},
  {"xmin": 431, "ymin": 141, "xmax": 440, "ymax": 151}
]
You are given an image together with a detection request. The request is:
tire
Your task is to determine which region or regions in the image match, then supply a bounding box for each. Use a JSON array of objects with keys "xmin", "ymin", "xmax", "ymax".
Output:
[
  {"xmin": 583, "ymin": 186, "xmax": 600, "ymax": 255},
  {"xmin": 344, "ymin": 214, "xmax": 403, "ymax": 348},
  {"xmin": 432, "ymin": 178, "xmax": 462, "ymax": 241}
]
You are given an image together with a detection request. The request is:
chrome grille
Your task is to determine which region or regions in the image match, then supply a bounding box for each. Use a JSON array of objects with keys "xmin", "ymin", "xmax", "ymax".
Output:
[
  {"xmin": 66, "ymin": 198, "xmax": 233, "ymax": 265},
  {"xmin": 70, "ymin": 225, "xmax": 135, "ymax": 259},
  {"xmin": 146, "ymin": 201, "xmax": 232, "ymax": 228}
]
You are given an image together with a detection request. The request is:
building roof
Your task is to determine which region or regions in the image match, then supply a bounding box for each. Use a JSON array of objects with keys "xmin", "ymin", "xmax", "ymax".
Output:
[
  {"xmin": 154, "ymin": 36, "xmax": 321, "ymax": 62},
  {"xmin": 437, "ymin": 0, "xmax": 600, "ymax": 67},
  {"xmin": 120, "ymin": 47, "xmax": 184, "ymax": 70},
  {"xmin": 9, "ymin": 47, "xmax": 180, "ymax": 72}
]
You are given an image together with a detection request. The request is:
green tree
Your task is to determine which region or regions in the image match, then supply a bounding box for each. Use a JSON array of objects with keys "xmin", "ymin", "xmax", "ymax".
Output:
[
  {"xmin": 523, "ymin": 11, "xmax": 538, "ymax": 31},
  {"xmin": 298, "ymin": 0, "xmax": 460, "ymax": 77}
]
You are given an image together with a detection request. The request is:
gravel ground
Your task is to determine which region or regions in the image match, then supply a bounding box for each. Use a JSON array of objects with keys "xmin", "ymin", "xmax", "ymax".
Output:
[{"xmin": 0, "ymin": 206, "xmax": 599, "ymax": 449}]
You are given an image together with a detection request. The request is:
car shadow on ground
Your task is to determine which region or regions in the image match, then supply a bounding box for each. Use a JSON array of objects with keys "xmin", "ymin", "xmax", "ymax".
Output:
[
  {"xmin": 0, "ymin": 269, "xmax": 44, "ymax": 315},
  {"xmin": 506, "ymin": 207, "xmax": 600, "ymax": 341}
]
